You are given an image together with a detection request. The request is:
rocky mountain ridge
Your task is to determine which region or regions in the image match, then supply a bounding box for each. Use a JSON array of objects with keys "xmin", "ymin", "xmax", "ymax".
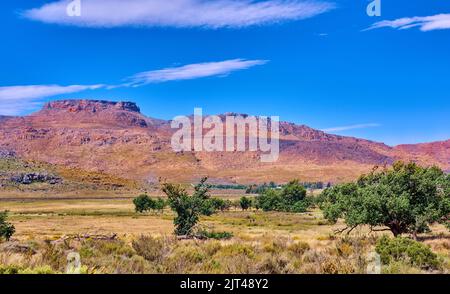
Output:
[{"xmin": 0, "ymin": 99, "xmax": 448, "ymax": 183}]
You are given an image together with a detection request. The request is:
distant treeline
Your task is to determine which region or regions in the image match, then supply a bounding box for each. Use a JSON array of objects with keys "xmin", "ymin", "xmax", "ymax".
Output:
[
  {"xmin": 245, "ymin": 181, "xmax": 331, "ymax": 194},
  {"xmin": 207, "ymin": 182, "xmax": 331, "ymax": 193},
  {"xmin": 207, "ymin": 184, "xmax": 247, "ymax": 190}
]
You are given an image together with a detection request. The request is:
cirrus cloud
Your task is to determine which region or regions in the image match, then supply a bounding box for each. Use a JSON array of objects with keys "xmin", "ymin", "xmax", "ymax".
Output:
[
  {"xmin": 0, "ymin": 58, "xmax": 268, "ymax": 115},
  {"xmin": 127, "ymin": 59, "xmax": 268, "ymax": 85},
  {"xmin": 23, "ymin": 0, "xmax": 335, "ymax": 29},
  {"xmin": 322, "ymin": 123, "xmax": 381, "ymax": 133},
  {"xmin": 0, "ymin": 84, "xmax": 105, "ymax": 115},
  {"xmin": 365, "ymin": 13, "xmax": 450, "ymax": 32}
]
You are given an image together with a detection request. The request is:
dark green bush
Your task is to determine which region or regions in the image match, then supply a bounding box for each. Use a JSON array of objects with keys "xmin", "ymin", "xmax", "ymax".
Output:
[
  {"xmin": 0, "ymin": 211, "xmax": 15, "ymax": 241},
  {"xmin": 239, "ymin": 196, "xmax": 252, "ymax": 211},
  {"xmin": 133, "ymin": 194, "xmax": 155, "ymax": 213},
  {"xmin": 198, "ymin": 231, "xmax": 233, "ymax": 240},
  {"xmin": 0, "ymin": 265, "xmax": 22, "ymax": 274},
  {"xmin": 256, "ymin": 180, "xmax": 311, "ymax": 213},
  {"xmin": 154, "ymin": 197, "xmax": 167, "ymax": 213},
  {"xmin": 375, "ymin": 236, "xmax": 440, "ymax": 269},
  {"xmin": 209, "ymin": 198, "xmax": 231, "ymax": 212}
]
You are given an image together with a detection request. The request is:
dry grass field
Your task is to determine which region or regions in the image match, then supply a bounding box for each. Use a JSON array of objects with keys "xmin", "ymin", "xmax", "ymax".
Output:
[{"xmin": 1, "ymin": 197, "xmax": 449, "ymax": 274}]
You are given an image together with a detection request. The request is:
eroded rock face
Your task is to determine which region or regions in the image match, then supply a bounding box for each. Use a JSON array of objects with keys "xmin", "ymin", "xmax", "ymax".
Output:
[
  {"xmin": 30, "ymin": 99, "xmax": 149, "ymax": 128},
  {"xmin": 10, "ymin": 173, "xmax": 62, "ymax": 185},
  {"xmin": 43, "ymin": 100, "xmax": 141, "ymax": 113}
]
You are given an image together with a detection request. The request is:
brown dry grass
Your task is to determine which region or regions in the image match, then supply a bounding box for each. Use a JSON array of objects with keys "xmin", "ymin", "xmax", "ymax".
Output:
[{"xmin": 1, "ymin": 198, "xmax": 448, "ymax": 274}]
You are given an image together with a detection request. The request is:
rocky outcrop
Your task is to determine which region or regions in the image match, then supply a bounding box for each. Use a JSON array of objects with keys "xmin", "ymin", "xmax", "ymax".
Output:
[
  {"xmin": 27, "ymin": 99, "xmax": 150, "ymax": 128},
  {"xmin": 0, "ymin": 149, "xmax": 15, "ymax": 159},
  {"xmin": 10, "ymin": 173, "xmax": 62, "ymax": 185},
  {"xmin": 43, "ymin": 100, "xmax": 141, "ymax": 113}
]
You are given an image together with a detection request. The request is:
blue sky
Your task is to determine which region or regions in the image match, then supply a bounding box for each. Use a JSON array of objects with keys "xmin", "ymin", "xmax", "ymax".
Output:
[{"xmin": 0, "ymin": 0, "xmax": 449, "ymax": 146}]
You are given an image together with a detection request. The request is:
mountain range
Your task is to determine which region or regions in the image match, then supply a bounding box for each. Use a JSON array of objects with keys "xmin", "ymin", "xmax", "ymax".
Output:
[{"xmin": 0, "ymin": 99, "xmax": 448, "ymax": 184}]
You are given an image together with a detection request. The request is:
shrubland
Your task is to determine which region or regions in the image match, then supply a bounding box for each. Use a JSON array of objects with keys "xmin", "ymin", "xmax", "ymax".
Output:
[{"xmin": 0, "ymin": 161, "xmax": 449, "ymax": 274}]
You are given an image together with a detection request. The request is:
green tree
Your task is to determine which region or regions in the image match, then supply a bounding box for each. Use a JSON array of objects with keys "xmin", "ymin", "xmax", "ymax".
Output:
[
  {"xmin": 281, "ymin": 179, "xmax": 307, "ymax": 205},
  {"xmin": 0, "ymin": 211, "xmax": 15, "ymax": 241},
  {"xmin": 257, "ymin": 189, "xmax": 283, "ymax": 211},
  {"xmin": 133, "ymin": 194, "xmax": 155, "ymax": 213},
  {"xmin": 154, "ymin": 197, "xmax": 167, "ymax": 213},
  {"xmin": 319, "ymin": 162, "xmax": 450, "ymax": 237},
  {"xmin": 162, "ymin": 177, "xmax": 216, "ymax": 236},
  {"xmin": 239, "ymin": 196, "xmax": 252, "ymax": 211},
  {"xmin": 210, "ymin": 198, "xmax": 231, "ymax": 212},
  {"xmin": 256, "ymin": 179, "xmax": 310, "ymax": 212}
]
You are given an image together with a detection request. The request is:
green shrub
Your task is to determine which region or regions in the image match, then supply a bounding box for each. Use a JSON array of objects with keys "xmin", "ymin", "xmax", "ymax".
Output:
[
  {"xmin": 0, "ymin": 264, "xmax": 22, "ymax": 274},
  {"xmin": 133, "ymin": 195, "xmax": 166, "ymax": 214},
  {"xmin": 0, "ymin": 211, "xmax": 15, "ymax": 241},
  {"xmin": 133, "ymin": 194, "xmax": 155, "ymax": 213},
  {"xmin": 18, "ymin": 266, "xmax": 57, "ymax": 274},
  {"xmin": 239, "ymin": 197, "xmax": 252, "ymax": 211},
  {"xmin": 154, "ymin": 197, "xmax": 167, "ymax": 213},
  {"xmin": 210, "ymin": 198, "xmax": 231, "ymax": 212},
  {"xmin": 256, "ymin": 180, "xmax": 311, "ymax": 213},
  {"xmin": 198, "ymin": 231, "xmax": 233, "ymax": 240},
  {"xmin": 291, "ymin": 200, "xmax": 309, "ymax": 213},
  {"xmin": 375, "ymin": 236, "xmax": 440, "ymax": 269}
]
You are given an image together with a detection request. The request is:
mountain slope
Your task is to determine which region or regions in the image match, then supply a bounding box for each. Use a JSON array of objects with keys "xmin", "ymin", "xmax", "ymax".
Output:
[{"xmin": 0, "ymin": 99, "xmax": 448, "ymax": 183}]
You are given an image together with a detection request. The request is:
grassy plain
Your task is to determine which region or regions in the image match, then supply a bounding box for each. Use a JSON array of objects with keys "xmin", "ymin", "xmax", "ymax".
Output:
[{"xmin": 0, "ymin": 196, "xmax": 449, "ymax": 274}]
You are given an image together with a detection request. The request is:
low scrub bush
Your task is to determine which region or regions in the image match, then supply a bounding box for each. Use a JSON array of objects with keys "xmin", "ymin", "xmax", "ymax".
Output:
[
  {"xmin": 132, "ymin": 235, "xmax": 171, "ymax": 263},
  {"xmin": 288, "ymin": 242, "xmax": 310, "ymax": 256},
  {"xmin": 375, "ymin": 236, "xmax": 440, "ymax": 270},
  {"xmin": 198, "ymin": 231, "xmax": 233, "ymax": 240}
]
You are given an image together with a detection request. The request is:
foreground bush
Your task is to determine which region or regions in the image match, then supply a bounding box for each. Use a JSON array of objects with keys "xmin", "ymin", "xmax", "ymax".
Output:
[
  {"xmin": 1, "ymin": 234, "xmax": 446, "ymax": 274},
  {"xmin": 375, "ymin": 236, "xmax": 440, "ymax": 270}
]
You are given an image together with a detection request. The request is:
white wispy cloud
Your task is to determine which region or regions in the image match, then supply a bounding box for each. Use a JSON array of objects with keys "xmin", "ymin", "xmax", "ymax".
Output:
[
  {"xmin": 0, "ymin": 101, "xmax": 45, "ymax": 116},
  {"xmin": 24, "ymin": 0, "xmax": 335, "ymax": 29},
  {"xmin": 0, "ymin": 84, "xmax": 104, "ymax": 101},
  {"xmin": 0, "ymin": 84, "xmax": 105, "ymax": 115},
  {"xmin": 322, "ymin": 123, "xmax": 381, "ymax": 133},
  {"xmin": 127, "ymin": 59, "xmax": 268, "ymax": 84},
  {"xmin": 365, "ymin": 13, "xmax": 450, "ymax": 32},
  {"xmin": 0, "ymin": 58, "xmax": 266, "ymax": 115}
]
